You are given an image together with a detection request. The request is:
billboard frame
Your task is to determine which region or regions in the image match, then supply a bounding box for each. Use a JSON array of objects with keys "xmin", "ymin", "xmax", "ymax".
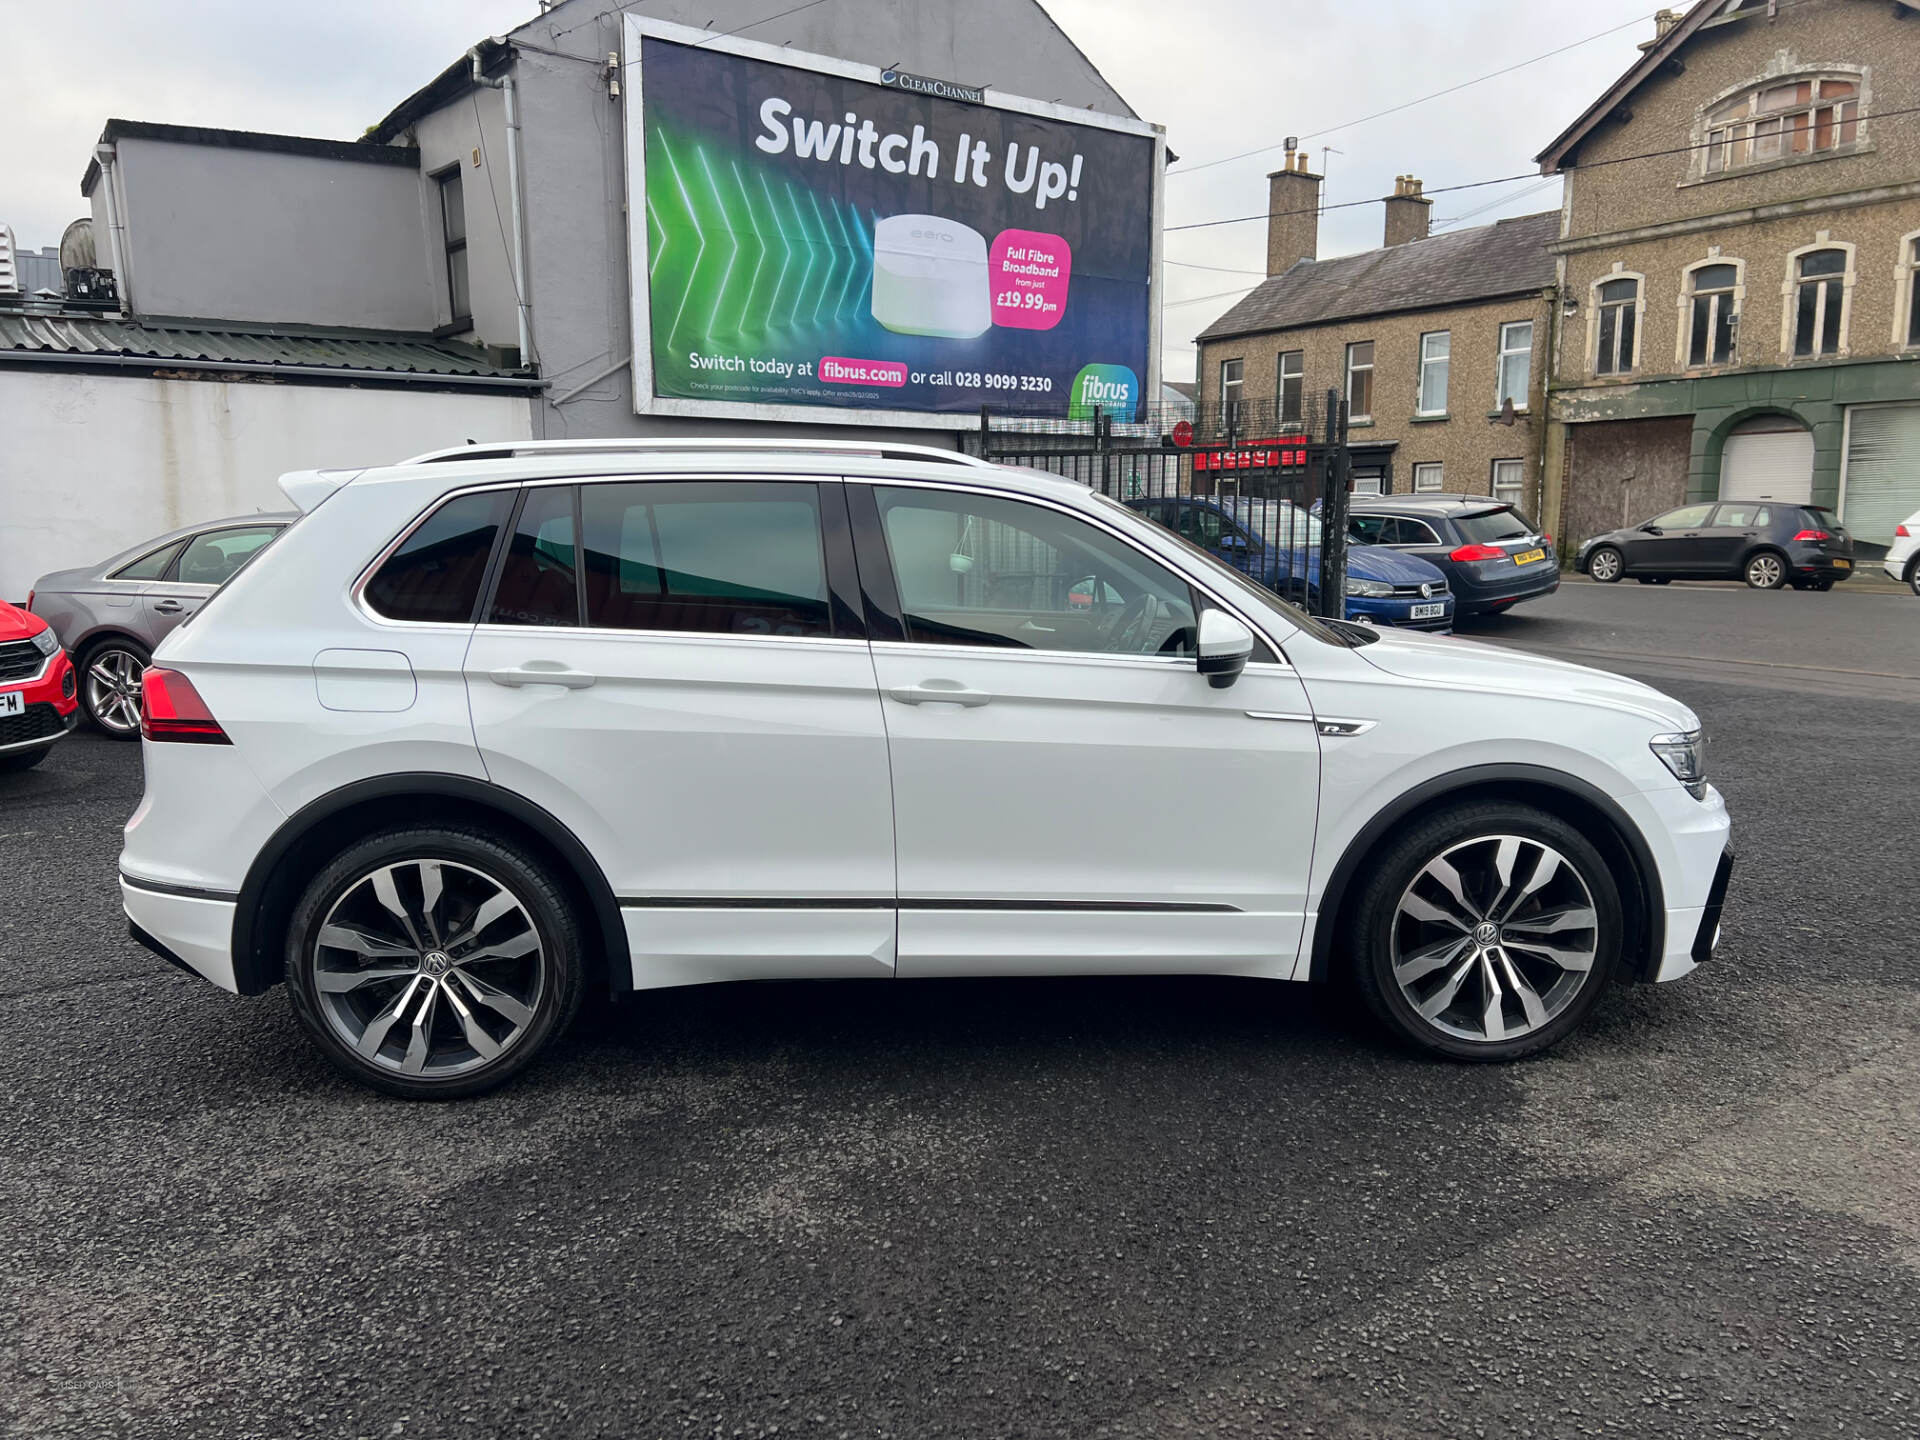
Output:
[{"xmin": 621, "ymin": 13, "xmax": 1165, "ymax": 431}]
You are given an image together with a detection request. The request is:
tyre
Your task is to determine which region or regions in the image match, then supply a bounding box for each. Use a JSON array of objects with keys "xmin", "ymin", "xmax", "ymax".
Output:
[
  {"xmin": 1743, "ymin": 551, "xmax": 1787, "ymax": 589},
  {"xmin": 1344, "ymin": 802, "xmax": 1624, "ymax": 1062},
  {"xmin": 0, "ymin": 745, "xmax": 52, "ymax": 774},
  {"xmin": 1907, "ymin": 557, "xmax": 1920, "ymax": 597},
  {"xmin": 79, "ymin": 637, "xmax": 150, "ymax": 740},
  {"xmin": 284, "ymin": 826, "xmax": 586, "ymax": 1099},
  {"xmin": 1587, "ymin": 546, "xmax": 1623, "ymax": 583}
]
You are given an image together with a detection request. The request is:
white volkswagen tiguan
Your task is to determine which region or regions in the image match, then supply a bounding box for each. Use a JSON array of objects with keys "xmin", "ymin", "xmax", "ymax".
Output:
[{"xmin": 121, "ymin": 440, "xmax": 1732, "ymax": 1098}]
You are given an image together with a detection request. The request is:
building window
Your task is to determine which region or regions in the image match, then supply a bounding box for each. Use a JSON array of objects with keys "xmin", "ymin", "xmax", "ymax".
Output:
[
  {"xmin": 1495, "ymin": 321, "xmax": 1533, "ymax": 410},
  {"xmin": 1791, "ymin": 247, "xmax": 1849, "ymax": 358},
  {"xmin": 1595, "ymin": 277, "xmax": 1640, "ymax": 375},
  {"xmin": 1416, "ymin": 331, "xmax": 1449, "ymax": 415},
  {"xmin": 436, "ymin": 167, "xmax": 471, "ymax": 325},
  {"xmin": 1686, "ymin": 262, "xmax": 1739, "ymax": 366},
  {"xmin": 1412, "ymin": 462, "xmax": 1444, "ymax": 492},
  {"xmin": 1345, "ymin": 341, "xmax": 1374, "ymax": 422},
  {"xmin": 1491, "ymin": 459, "xmax": 1525, "ymax": 509},
  {"xmin": 1351, "ymin": 467, "xmax": 1384, "ymax": 497},
  {"xmin": 1219, "ymin": 357, "xmax": 1243, "ymax": 435},
  {"xmin": 1276, "ymin": 350, "xmax": 1304, "ymax": 425},
  {"xmin": 1704, "ymin": 75, "xmax": 1860, "ymax": 175}
]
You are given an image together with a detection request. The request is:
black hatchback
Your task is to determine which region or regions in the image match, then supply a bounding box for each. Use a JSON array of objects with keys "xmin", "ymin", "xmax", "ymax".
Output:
[
  {"xmin": 1340, "ymin": 494, "xmax": 1561, "ymax": 617},
  {"xmin": 1576, "ymin": 501, "xmax": 1856, "ymax": 590}
]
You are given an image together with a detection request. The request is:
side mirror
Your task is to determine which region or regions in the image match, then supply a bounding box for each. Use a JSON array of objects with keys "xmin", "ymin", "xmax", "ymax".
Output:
[
  {"xmin": 1197, "ymin": 609, "xmax": 1254, "ymax": 690},
  {"xmin": 1216, "ymin": 533, "xmax": 1250, "ymax": 553},
  {"xmin": 1641, "ymin": 524, "xmax": 1661, "ymax": 535}
]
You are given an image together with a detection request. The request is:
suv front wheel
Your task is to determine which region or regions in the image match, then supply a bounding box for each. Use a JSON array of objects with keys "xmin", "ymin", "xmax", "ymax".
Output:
[
  {"xmin": 285, "ymin": 827, "xmax": 585, "ymax": 1099},
  {"xmin": 1346, "ymin": 803, "xmax": 1623, "ymax": 1061}
]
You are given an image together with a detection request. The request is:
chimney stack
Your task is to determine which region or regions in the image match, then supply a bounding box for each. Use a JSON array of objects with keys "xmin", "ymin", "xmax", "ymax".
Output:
[
  {"xmin": 1382, "ymin": 175, "xmax": 1432, "ymax": 247},
  {"xmin": 1265, "ymin": 144, "xmax": 1322, "ymax": 277}
]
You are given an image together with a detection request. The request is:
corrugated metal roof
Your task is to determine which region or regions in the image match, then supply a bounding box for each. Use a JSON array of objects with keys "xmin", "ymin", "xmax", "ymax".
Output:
[
  {"xmin": 0, "ymin": 312, "xmax": 528, "ymax": 379},
  {"xmin": 1197, "ymin": 211, "xmax": 1559, "ymax": 343}
]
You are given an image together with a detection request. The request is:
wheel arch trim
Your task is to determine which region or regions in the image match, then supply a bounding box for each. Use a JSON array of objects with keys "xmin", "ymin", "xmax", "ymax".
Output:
[
  {"xmin": 229, "ymin": 772, "xmax": 629, "ymax": 997},
  {"xmin": 1305, "ymin": 762, "xmax": 1665, "ymax": 984}
]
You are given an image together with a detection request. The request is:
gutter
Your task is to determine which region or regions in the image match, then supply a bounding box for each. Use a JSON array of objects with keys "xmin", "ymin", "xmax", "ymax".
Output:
[
  {"xmin": 0, "ymin": 348, "xmax": 546, "ymax": 389},
  {"xmin": 92, "ymin": 143, "xmax": 133, "ymax": 315},
  {"xmin": 468, "ymin": 43, "xmax": 535, "ymax": 369}
]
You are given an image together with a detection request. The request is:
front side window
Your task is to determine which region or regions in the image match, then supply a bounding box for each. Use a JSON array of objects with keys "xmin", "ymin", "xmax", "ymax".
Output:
[
  {"xmin": 874, "ymin": 487, "xmax": 1197, "ymax": 657},
  {"xmin": 1496, "ymin": 321, "xmax": 1533, "ymax": 409},
  {"xmin": 1687, "ymin": 263, "xmax": 1739, "ymax": 366},
  {"xmin": 579, "ymin": 481, "xmax": 832, "ymax": 638},
  {"xmin": 1705, "ymin": 75, "xmax": 1859, "ymax": 174},
  {"xmin": 1417, "ymin": 331, "xmax": 1450, "ymax": 415},
  {"xmin": 1491, "ymin": 459, "xmax": 1525, "ymax": 509},
  {"xmin": 437, "ymin": 167, "xmax": 471, "ymax": 324},
  {"xmin": 1792, "ymin": 248, "xmax": 1848, "ymax": 357},
  {"xmin": 364, "ymin": 490, "xmax": 512, "ymax": 623},
  {"xmin": 1277, "ymin": 349, "xmax": 1304, "ymax": 424},
  {"xmin": 1596, "ymin": 278, "xmax": 1639, "ymax": 375},
  {"xmin": 1219, "ymin": 358, "xmax": 1244, "ymax": 434},
  {"xmin": 175, "ymin": 526, "xmax": 284, "ymax": 587},
  {"xmin": 1412, "ymin": 461, "xmax": 1443, "ymax": 492},
  {"xmin": 1345, "ymin": 341, "xmax": 1374, "ymax": 421}
]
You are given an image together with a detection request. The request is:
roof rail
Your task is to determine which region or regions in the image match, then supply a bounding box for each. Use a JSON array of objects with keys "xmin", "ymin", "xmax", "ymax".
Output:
[{"xmin": 397, "ymin": 437, "xmax": 995, "ymax": 468}]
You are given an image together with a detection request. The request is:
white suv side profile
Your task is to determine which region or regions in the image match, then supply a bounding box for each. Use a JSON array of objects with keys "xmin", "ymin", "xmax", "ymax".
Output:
[{"xmin": 120, "ymin": 440, "xmax": 1733, "ymax": 1098}]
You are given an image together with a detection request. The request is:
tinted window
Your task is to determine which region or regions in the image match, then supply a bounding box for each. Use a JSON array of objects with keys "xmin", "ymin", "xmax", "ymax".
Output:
[
  {"xmin": 1348, "ymin": 515, "xmax": 1390, "ymax": 544},
  {"xmin": 875, "ymin": 487, "xmax": 1197, "ymax": 656},
  {"xmin": 1384, "ymin": 517, "xmax": 1441, "ymax": 545},
  {"xmin": 174, "ymin": 526, "xmax": 283, "ymax": 587},
  {"xmin": 1649, "ymin": 504, "xmax": 1714, "ymax": 531},
  {"xmin": 112, "ymin": 541, "xmax": 185, "ymax": 581},
  {"xmin": 580, "ymin": 481, "xmax": 831, "ymax": 638},
  {"xmin": 1452, "ymin": 507, "xmax": 1535, "ymax": 544},
  {"xmin": 365, "ymin": 491, "xmax": 511, "ymax": 623},
  {"xmin": 489, "ymin": 486, "xmax": 580, "ymax": 627}
]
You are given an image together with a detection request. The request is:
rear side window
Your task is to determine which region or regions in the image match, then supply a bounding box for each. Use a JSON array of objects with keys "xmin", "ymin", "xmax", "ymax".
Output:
[
  {"xmin": 112, "ymin": 541, "xmax": 185, "ymax": 581},
  {"xmin": 489, "ymin": 486, "xmax": 581, "ymax": 627},
  {"xmin": 1452, "ymin": 507, "xmax": 1534, "ymax": 544},
  {"xmin": 175, "ymin": 526, "xmax": 283, "ymax": 587},
  {"xmin": 579, "ymin": 481, "xmax": 832, "ymax": 637},
  {"xmin": 364, "ymin": 490, "xmax": 512, "ymax": 623}
]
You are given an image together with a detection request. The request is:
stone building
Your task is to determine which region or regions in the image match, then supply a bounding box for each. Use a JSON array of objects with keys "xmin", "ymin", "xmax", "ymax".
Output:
[
  {"xmin": 1194, "ymin": 158, "xmax": 1556, "ymax": 511},
  {"xmin": 1539, "ymin": 0, "xmax": 1920, "ymax": 554}
]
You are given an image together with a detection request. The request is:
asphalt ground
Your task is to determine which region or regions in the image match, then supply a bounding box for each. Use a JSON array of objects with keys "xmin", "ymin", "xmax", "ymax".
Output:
[{"xmin": 3, "ymin": 582, "xmax": 1917, "ymax": 1439}]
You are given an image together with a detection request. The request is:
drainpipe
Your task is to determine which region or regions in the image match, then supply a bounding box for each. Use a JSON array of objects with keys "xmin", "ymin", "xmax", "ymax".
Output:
[
  {"xmin": 93, "ymin": 143, "xmax": 132, "ymax": 315},
  {"xmin": 469, "ymin": 43, "xmax": 535, "ymax": 368}
]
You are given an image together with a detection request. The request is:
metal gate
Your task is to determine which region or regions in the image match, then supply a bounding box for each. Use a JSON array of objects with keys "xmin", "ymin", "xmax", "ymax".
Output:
[{"xmin": 961, "ymin": 392, "xmax": 1353, "ymax": 619}]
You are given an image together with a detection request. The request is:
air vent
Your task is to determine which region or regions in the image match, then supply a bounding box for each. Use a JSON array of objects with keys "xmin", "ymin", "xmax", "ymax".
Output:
[{"xmin": 0, "ymin": 225, "xmax": 19, "ymax": 296}]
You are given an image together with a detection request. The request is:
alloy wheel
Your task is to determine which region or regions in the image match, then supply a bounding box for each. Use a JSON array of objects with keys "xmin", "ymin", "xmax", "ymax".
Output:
[
  {"xmin": 1746, "ymin": 554, "xmax": 1784, "ymax": 589},
  {"xmin": 312, "ymin": 859, "xmax": 548, "ymax": 1079},
  {"xmin": 85, "ymin": 648, "xmax": 145, "ymax": 736},
  {"xmin": 1389, "ymin": 834, "xmax": 1600, "ymax": 1044},
  {"xmin": 1588, "ymin": 548, "xmax": 1621, "ymax": 582}
]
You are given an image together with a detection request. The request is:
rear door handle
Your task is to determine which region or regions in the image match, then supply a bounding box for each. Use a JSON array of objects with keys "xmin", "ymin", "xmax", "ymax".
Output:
[
  {"xmin": 152, "ymin": 600, "xmax": 185, "ymax": 614},
  {"xmin": 490, "ymin": 665, "xmax": 597, "ymax": 690},
  {"xmin": 888, "ymin": 681, "xmax": 992, "ymax": 707}
]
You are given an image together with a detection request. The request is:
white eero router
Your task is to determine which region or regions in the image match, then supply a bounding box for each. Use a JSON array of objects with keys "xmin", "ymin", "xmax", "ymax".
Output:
[{"xmin": 870, "ymin": 214, "xmax": 991, "ymax": 339}]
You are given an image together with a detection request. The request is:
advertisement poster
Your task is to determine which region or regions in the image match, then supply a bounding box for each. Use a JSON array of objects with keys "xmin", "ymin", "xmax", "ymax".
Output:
[{"xmin": 627, "ymin": 21, "xmax": 1159, "ymax": 423}]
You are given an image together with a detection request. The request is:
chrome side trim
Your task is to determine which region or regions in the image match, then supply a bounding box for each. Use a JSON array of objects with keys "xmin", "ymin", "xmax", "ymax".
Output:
[{"xmin": 1245, "ymin": 710, "xmax": 1315, "ymax": 723}]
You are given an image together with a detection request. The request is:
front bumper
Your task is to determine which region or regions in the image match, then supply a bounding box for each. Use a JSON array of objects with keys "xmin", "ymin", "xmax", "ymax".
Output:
[
  {"xmin": 1618, "ymin": 782, "xmax": 1733, "ymax": 984},
  {"xmin": 1346, "ymin": 594, "xmax": 1455, "ymax": 632},
  {"xmin": 0, "ymin": 650, "xmax": 79, "ymax": 755}
]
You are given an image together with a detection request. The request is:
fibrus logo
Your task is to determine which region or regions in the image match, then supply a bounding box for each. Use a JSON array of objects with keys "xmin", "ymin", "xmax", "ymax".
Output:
[{"xmin": 1068, "ymin": 364, "xmax": 1139, "ymax": 419}]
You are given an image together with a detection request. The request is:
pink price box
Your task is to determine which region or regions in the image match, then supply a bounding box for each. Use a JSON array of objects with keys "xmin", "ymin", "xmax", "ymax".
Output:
[{"xmin": 990, "ymin": 230, "xmax": 1072, "ymax": 331}]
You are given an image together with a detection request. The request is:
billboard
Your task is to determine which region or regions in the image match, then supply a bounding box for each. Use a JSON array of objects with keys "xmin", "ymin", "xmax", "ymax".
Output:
[{"xmin": 624, "ymin": 17, "xmax": 1162, "ymax": 427}]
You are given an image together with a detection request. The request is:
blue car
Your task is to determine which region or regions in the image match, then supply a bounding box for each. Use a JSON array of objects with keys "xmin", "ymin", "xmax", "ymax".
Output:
[{"xmin": 1129, "ymin": 495, "xmax": 1455, "ymax": 631}]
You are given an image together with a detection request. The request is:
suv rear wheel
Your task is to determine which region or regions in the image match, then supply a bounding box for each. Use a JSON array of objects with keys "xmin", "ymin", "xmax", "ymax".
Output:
[
  {"xmin": 285, "ymin": 826, "xmax": 585, "ymax": 1099},
  {"xmin": 1345, "ymin": 803, "xmax": 1623, "ymax": 1061}
]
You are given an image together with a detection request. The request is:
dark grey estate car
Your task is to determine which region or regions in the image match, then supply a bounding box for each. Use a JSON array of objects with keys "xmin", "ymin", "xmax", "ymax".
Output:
[
  {"xmin": 1341, "ymin": 494, "xmax": 1560, "ymax": 617},
  {"xmin": 29, "ymin": 514, "xmax": 292, "ymax": 737},
  {"xmin": 1576, "ymin": 501, "xmax": 1855, "ymax": 591}
]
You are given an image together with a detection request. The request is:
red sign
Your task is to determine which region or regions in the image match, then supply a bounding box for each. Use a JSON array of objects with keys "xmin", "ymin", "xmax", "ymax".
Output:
[
  {"xmin": 1170, "ymin": 419, "xmax": 1193, "ymax": 448},
  {"xmin": 1190, "ymin": 435, "xmax": 1309, "ymax": 473}
]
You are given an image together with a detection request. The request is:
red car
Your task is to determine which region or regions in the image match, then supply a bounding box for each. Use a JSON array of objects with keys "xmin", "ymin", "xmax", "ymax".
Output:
[{"xmin": 0, "ymin": 598, "xmax": 79, "ymax": 773}]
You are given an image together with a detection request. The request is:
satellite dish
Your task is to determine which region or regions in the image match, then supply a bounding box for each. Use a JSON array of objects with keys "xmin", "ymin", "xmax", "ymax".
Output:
[{"xmin": 59, "ymin": 218, "xmax": 97, "ymax": 273}]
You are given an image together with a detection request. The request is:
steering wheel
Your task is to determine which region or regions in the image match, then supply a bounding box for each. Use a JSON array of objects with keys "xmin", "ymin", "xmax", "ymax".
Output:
[{"xmin": 1109, "ymin": 592, "xmax": 1163, "ymax": 653}]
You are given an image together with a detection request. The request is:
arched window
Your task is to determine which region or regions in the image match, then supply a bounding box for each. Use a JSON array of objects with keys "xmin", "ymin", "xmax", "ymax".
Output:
[
  {"xmin": 1594, "ymin": 276, "xmax": 1641, "ymax": 375},
  {"xmin": 1704, "ymin": 75, "xmax": 1860, "ymax": 174},
  {"xmin": 1684, "ymin": 262, "xmax": 1740, "ymax": 367},
  {"xmin": 1790, "ymin": 248, "xmax": 1850, "ymax": 358}
]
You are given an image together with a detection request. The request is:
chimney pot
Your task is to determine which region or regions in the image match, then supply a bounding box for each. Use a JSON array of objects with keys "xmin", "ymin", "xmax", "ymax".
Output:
[{"xmin": 1265, "ymin": 145, "xmax": 1323, "ymax": 276}]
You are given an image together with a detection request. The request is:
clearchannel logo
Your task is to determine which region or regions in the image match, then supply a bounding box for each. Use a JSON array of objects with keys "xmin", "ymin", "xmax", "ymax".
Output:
[{"xmin": 1068, "ymin": 363, "xmax": 1140, "ymax": 419}]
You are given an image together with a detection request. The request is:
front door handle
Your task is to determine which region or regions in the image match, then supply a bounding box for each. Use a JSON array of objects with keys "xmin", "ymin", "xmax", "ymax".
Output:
[
  {"xmin": 490, "ymin": 665, "xmax": 597, "ymax": 690},
  {"xmin": 888, "ymin": 681, "xmax": 992, "ymax": 707},
  {"xmin": 152, "ymin": 600, "xmax": 185, "ymax": 614}
]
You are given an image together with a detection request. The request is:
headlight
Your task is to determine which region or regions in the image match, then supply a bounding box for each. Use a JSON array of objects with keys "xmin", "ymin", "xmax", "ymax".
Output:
[
  {"xmin": 1650, "ymin": 729, "xmax": 1707, "ymax": 799},
  {"xmin": 1344, "ymin": 577, "xmax": 1394, "ymax": 597},
  {"xmin": 29, "ymin": 626, "xmax": 59, "ymax": 658}
]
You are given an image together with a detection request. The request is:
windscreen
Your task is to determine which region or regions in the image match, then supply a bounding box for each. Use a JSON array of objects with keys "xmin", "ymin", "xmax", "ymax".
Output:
[{"xmin": 1452, "ymin": 507, "xmax": 1535, "ymax": 544}]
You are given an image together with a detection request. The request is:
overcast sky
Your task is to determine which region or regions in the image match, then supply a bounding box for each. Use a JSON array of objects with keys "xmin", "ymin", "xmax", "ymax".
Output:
[{"xmin": 1, "ymin": 0, "xmax": 1663, "ymax": 381}]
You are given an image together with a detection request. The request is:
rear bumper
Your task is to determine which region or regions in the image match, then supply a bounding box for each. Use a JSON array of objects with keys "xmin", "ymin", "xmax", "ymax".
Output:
[
  {"xmin": 121, "ymin": 873, "xmax": 240, "ymax": 993},
  {"xmin": 1455, "ymin": 569, "xmax": 1561, "ymax": 614}
]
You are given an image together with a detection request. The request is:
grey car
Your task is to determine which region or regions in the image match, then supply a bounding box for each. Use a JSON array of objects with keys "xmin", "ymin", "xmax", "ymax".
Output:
[{"xmin": 29, "ymin": 514, "xmax": 293, "ymax": 737}]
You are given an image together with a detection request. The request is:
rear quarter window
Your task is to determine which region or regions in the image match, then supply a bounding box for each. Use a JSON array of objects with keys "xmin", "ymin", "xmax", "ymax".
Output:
[{"xmin": 364, "ymin": 490, "xmax": 513, "ymax": 623}]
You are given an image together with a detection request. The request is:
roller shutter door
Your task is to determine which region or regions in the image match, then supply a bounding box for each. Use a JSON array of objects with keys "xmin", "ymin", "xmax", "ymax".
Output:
[
  {"xmin": 1720, "ymin": 418, "xmax": 1813, "ymax": 505},
  {"xmin": 1841, "ymin": 404, "xmax": 1920, "ymax": 547}
]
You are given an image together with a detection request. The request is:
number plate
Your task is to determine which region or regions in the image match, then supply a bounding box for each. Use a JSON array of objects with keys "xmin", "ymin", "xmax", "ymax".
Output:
[
  {"xmin": 0, "ymin": 691, "xmax": 22, "ymax": 717},
  {"xmin": 1410, "ymin": 602, "xmax": 1446, "ymax": 619},
  {"xmin": 1833, "ymin": 558, "xmax": 1851, "ymax": 569},
  {"xmin": 1514, "ymin": 548, "xmax": 1547, "ymax": 566}
]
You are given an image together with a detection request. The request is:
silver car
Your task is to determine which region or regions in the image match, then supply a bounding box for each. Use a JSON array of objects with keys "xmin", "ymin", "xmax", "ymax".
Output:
[{"xmin": 29, "ymin": 514, "xmax": 293, "ymax": 737}]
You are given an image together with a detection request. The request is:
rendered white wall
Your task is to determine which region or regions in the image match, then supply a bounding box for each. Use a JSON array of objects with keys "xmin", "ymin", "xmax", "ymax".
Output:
[{"xmin": 0, "ymin": 372, "xmax": 530, "ymax": 599}]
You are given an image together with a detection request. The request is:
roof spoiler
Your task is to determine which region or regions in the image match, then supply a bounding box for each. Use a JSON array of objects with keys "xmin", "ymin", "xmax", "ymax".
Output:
[{"xmin": 278, "ymin": 468, "xmax": 362, "ymax": 513}]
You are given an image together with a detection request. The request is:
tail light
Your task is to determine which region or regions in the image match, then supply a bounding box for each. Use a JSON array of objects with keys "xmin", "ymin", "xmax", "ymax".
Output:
[
  {"xmin": 25, "ymin": 590, "xmax": 34, "ymax": 612},
  {"xmin": 140, "ymin": 667, "xmax": 230, "ymax": 744},
  {"xmin": 1540, "ymin": 534, "xmax": 1553, "ymax": 547},
  {"xmin": 1897, "ymin": 524, "xmax": 1911, "ymax": 538},
  {"xmin": 1448, "ymin": 543, "xmax": 1505, "ymax": 563},
  {"xmin": 1791, "ymin": 529, "xmax": 1830, "ymax": 542}
]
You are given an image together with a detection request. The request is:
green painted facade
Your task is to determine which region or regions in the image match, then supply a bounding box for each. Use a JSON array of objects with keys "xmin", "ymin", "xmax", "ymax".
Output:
[{"xmin": 1550, "ymin": 355, "xmax": 1920, "ymax": 508}]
